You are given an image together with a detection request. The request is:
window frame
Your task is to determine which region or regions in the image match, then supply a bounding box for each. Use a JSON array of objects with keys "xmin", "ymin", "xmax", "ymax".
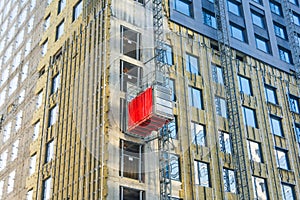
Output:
[
  {"xmin": 252, "ymin": 176, "xmax": 268, "ymax": 200},
  {"xmin": 238, "ymin": 75, "xmax": 252, "ymax": 96},
  {"xmin": 269, "ymin": 1, "xmax": 282, "ymax": 16},
  {"xmin": 45, "ymin": 140, "xmax": 54, "ymax": 163},
  {"xmin": 219, "ymin": 131, "xmax": 232, "ymax": 154},
  {"xmin": 251, "ymin": 11, "xmax": 265, "ymax": 28},
  {"xmin": 275, "ymin": 148, "xmax": 290, "ymax": 170},
  {"xmin": 120, "ymin": 186, "xmax": 145, "ymax": 200},
  {"xmin": 247, "ymin": 140, "xmax": 263, "ymax": 163},
  {"xmin": 227, "ymin": 0, "xmax": 241, "ymax": 16},
  {"xmin": 42, "ymin": 177, "xmax": 52, "ymax": 200},
  {"xmin": 186, "ymin": 53, "xmax": 200, "ymax": 75},
  {"xmin": 188, "ymin": 86, "xmax": 203, "ymax": 110},
  {"xmin": 215, "ymin": 96, "xmax": 227, "ymax": 118},
  {"xmin": 289, "ymin": 94, "xmax": 299, "ymax": 114},
  {"xmin": 211, "ymin": 64, "xmax": 224, "ymax": 84},
  {"xmin": 57, "ymin": 0, "xmax": 66, "ymax": 14},
  {"xmin": 119, "ymin": 140, "xmax": 144, "ymax": 182},
  {"xmin": 230, "ymin": 23, "xmax": 245, "ymax": 42},
  {"xmin": 278, "ymin": 47, "xmax": 292, "ymax": 63},
  {"xmin": 194, "ymin": 160, "xmax": 210, "ymax": 187},
  {"xmin": 72, "ymin": 0, "xmax": 83, "ymax": 21},
  {"xmin": 48, "ymin": 105, "xmax": 58, "ymax": 127},
  {"xmin": 255, "ymin": 35, "xmax": 270, "ymax": 53},
  {"xmin": 270, "ymin": 115, "xmax": 284, "ymax": 137},
  {"xmin": 223, "ymin": 168, "xmax": 236, "ymax": 193},
  {"xmin": 191, "ymin": 122, "xmax": 206, "ymax": 146},
  {"xmin": 174, "ymin": 0, "xmax": 194, "ymax": 17},
  {"xmin": 274, "ymin": 22, "xmax": 287, "ymax": 39},
  {"xmin": 265, "ymin": 85, "xmax": 278, "ymax": 104},
  {"xmin": 55, "ymin": 20, "xmax": 64, "ymax": 41},
  {"xmin": 242, "ymin": 106, "xmax": 258, "ymax": 128},
  {"xmin": 281, "ymin": 183, "xmax": 296, "ymax": 200},
  {"xmin": 203, "ymin": 9, "xmax": 217, "ymax": 29},
  {"xmin": 120, "ymin": 26, "xmax": 141, "ymax": 60}
]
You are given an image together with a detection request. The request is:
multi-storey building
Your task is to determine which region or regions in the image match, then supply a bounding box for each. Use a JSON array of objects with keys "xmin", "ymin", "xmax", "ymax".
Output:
[{"xmin": 1, "ymin": 0, "xmax": 300, "ymax": 199}]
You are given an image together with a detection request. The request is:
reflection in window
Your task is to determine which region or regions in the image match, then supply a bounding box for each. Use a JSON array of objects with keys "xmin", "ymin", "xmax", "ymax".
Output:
[
  {"xmin": 247, "ymin": 140, "xmax": 263, "ymax": 163},
  {"xmin": 186, "ymin": 53, "xmax": 199, "ymax": 75},
  {"xmin": 223, "ymin": 168, "xmax": 236, "ymax": 193},
  {"xmin": 219, "ymin": 131, "xmax": 232, "ymax": 154},
  {"xmin": 238, "ymin": 75, "xmax": 252, "ymax": 95},
  {"xmin": 275, "ymin": 148, "xmax": 289, "ymax": 170},
  {"xmin": 211, "ymin": 64, "xmax": 224, "ymax": 84},
  {"xmin": 167, "ymin": 117, "xmax": 178, "ymax": 139},
  {"xmin": 274, "ymin": 23, "xmax": 287, "ymax": 39},
  {"xmin": 270, "ymin": 115, "xmax": 283, "ymax": 137},
  {"xmin": 162, "ymin": 44, "xmax": 173, "ymax": 65},
  {"xmin": 279, "ymin": 47, "xmax": 292, "ymax": 64},
  {"xmin": 215, "ymin": 96, "xmax": 227, "ymax": 118},
  {"xmin": 255, "ymin": 35, "xmax": 270, "ymax": 53},
  {"xmin": 295, "ymin": 124, "xmax": 300, "ymax": 143},
  {"xmin": 230, "ymin": 24, "xmax": 245, "ymax": 42},
  {"xmin": 270, "ymin": 1, "xmax": 282, "ymax": 16},
  {"xmin": 289, "ymin": 95, "xmax": 299, "ymax": 114},
  {"xmin": 174, "ymin": 0, "xmax": 193, "ymax": 17},
  {"xmin": 242, "ymin": 106, "xmax": 257, "ymax": 128},
  {"xmin": 42, "ymin": 177, "xmax": 52, "ymax": 200},
  {"xmin": 203, "ymin": 10, "xmax": 217, "ymax": 28},
  {"xmin": 251, "ymin": 11, "xmax": 265, "ymax": 28},
  {"xmin": 252, "ymin": 176, "xmax": 268, "ymax": 200},
  {"xmin": 194, "ymin": 160, "xmax": 210, "ymax": 187},
  {"xmin": 228, "ymin": 0, "xmax": 241, "ymax": 16},
  {"xmin": 73, "ymin": 0, "xmax": 82, "ymax": 21},
  {"xmin": 265, "ymin": 85, "xmax": 278, "ymax": 104},
  {"xmin": 168, "ymin": 154, "xmax": 180, "ymax": 181},
  {"xmin": 191, "ymin": 122, "xmax": 206, "ymax": 146},
  {"xmin": 188, "ymin": 87, "xmax": 203, "ymax": 109},
  {"xmin": 281, "ymin": 183, "xmax": 295, "ymax": 200},
  {"xmin": 169, "ymin": 79, "xmax": 176, "ymax": 101}
]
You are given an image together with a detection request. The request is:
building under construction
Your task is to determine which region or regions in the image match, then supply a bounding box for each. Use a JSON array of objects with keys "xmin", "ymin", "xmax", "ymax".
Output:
[{"xmin": 0, "ymin": 0, "xmax": 300, "ymax": 199}]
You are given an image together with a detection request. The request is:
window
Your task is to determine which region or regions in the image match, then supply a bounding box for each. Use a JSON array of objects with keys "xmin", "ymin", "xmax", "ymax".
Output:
[
  {"xmin": 211, "ymin": 64, "xmax": 224, "ymax": 84},
  {"xmin": 265, "ymin": 85, "xmax": 278, "ymax": 104},
  {"xmin": 36, "ymin": 90, "xmax": 43, "ymax": 108},
  {"xmin": 293, "ymin": 13, "xmax": 300, "ymax": 26},
  {"xmin": 275, "ymin": 148, "xmax": 289, "ymax": 170},
  {"xmin": 15, "ymin": 111, "xmax": 23, "ymax": 131},
  {"xmin": 45, "ymin": 140, "xmax": 54, "ymax": 163},
  {"xmin": 7, "ymin": 170, "xmax": 15, "ymax": 193},
  {"xmin": 247, "ymin": 140, "xmax": 263, "ymax": 163},
  {"xmin": 120, "ymin": 140, "xmax": 144, "ymax": 182},
  {"xmin": 33, "ymin": 121, "xmax": 40, "ymax": 140},
  {"xmin": 174, "ymin": 0, "xmax": 193, "ymax": 17},
  {"xmin": 120, "ymin": 60, "xmax": 142, "ymax": 93},
  {"xmin": 9, "ymin": 75, "xmax": 18, "ymax": 96},
  {"xmin": 219, "ymin": 131, "xmax": 232, "ymax": 154},
  {"xmin": 162, "ymin": 44, "xmax": 173, "ymax": 65},
  {"xmin": 270, "ymin": 115, "xmax": 284, "ymax": 137},
  {"xmin": 252, "ymin": 0, "xmax": 263, "ymax": 4},
  {"xmin": 134, "ymin": 0, "xmax": 144, "ymax": 4},
  {"xmin": 194, "ymin": 160, "xmax": 210, "ymax": 187},
  {"xmin": 230, "ymin": 23, "xmax": 245, "ymax": 41},
  {"xmin": 11, "ymin": 139, "xmax": 19, "ymax": 161},
  {"xmin": 203, "ymin": 10, "xmax": 217, "ymax": 28},
  {"xmin": 51, "ymin": 73, "xmax": 60, "ymax": 94},
  {"xmin": 289, "ymin": 95, "xmax": 299, "ymax": 113},
  {"xmin": 274, "ymin": 23, "xmax": 287, "ymax": 39},
  {"xmin": 73, "ymin": 0, "xmax": 82, "ymax": 21},
  {"xmin": 191, "ymin": 122, "xmax": 206, "ymax": 146},
  {"xmin": 168, "ymin": 154, "xmax": 181, "ymax": 181},
  {"xmin": 270, "ymin": 1, "xmax": 282, "ymax": 16},
  {"xmin": 188, "ymin": 87, "xmax": 203, "ymax": 109},
  {"xmin": 58, "ymin": 0, "xmax": 66, "ymax": 14},
  {"xmin": 223, "ymin": 168, "xmax": 236, "ymax": 193},
  {"xmin": 295, "ymin": 124, "xmax": 300, "ymax": 143},
  {"xmin": 186, "ymin": 53, "xmax": 199, "ymax": 75},
  {"xmin": 168, "ymin": 117, "xmax": 178, "ymax": 139},
  {"xmin": 22, "ymin": 62, "xmax": 29, "ymax": 82},
  {"xmin": 42, "ymin": 40, "xmax": 48, "ymax": 56},
  {"xmin": 215, "ymin": 96, "xmax": 227, "ymax": 118},
  {"xmin": 55, "ymin": 20, "xmax": 64, "ymax": 41},
  {"xmin": 0, "ymin": 150, "xmax": 8, "ymax": 171},
  {"xmin": 120, "ymin": 187, "xmax": 145, "ymax": 200},
  {"xmin": 44, "ymin": 15, "xmax": 50, "ymax": 30},
  {"xmin": 121, "ymin": 26, "xmax": 140, "ymax": 60},
  {"xmin": 242, "ymin": 106, "xmax": 257, "ymax": 128},
  {"xmin": 238, "ymin": 75, "xmax": 252, "ymax": 95},
  {"xmin": 169, "ymin": 79, "xmax": 176, "ymax": 101},
  {"xmin": 3, "ymin": 122, "xmax": 12, "ymax": 142},
  {"xmin": 29, "ymin": 154, "xmax": 36, "ymax": 175},
  {"xmin": 228, "ymin": 0, "xmax": 241, "ymax": 16},
  {"xmin": 255, "ymin": 35, "xmax": 270, "ymax": 53},
  {"xmin": 279, "ymin": 47, "xmax": 292, "ymax": 63},
  {"xmin": 48, "ymin": 105, "xmax": 58, "ymax": 127},
  {"xmin": 289, "ymin": 0, "xmax": 298, "ymax": 5},
  {"xmin": 252, "ymin": 176, "xmax": 268, "ymax": 200},
  {"xmin": 42, "ymin": 177, "xmax": 51, "ymax": 200},
  {"xmin": 281, "ymin": 183, "xmax": 295, "ymax": 200},
  {"xmin": 251, "ymin": 11, "xmax": 265, "ymax": 28},
  {"xmin": 27, "ymin": 189, "xmax": 33, "ymax": 200}
]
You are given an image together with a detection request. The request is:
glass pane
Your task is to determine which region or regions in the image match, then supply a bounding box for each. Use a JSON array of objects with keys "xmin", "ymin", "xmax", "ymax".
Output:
[
  {"xmin": 191, "ymin": 122, "xmax": 205, "ymax": 146},
  {"xmin": 228, "ymin": 1, "xmax": 240, "ymax": 16},
  {"xmin": 243, "ymin": 107, "xmax": 257, "ymax": 128},
  {"xmin": 239, "ymin": 76, "xmax": 252, "ymax": 95},
  {"xmin": 247, "ymin": 140, "xmax": 262, "ymax": 162},
  {"xmin": 276, "ymin": 149, "xmax": 289, "ymax": 169},
  {"xmin": 174, "ymin": 0, "xmax": 193, "ymax": 17},
  {"xmin": 270, "ymin": 117, "xmax": 283, "ymax": 136},
  {"xmin": 252, "ymin": 176, "xmax": 268, "ymax": 200}
]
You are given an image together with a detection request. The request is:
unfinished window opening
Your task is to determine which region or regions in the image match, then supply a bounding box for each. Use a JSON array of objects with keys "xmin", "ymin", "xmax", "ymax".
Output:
[
  {"xmin": 121, "ymin": 26, "xmax": 141, "ymax": 60},
  {"xmin": 120, "ymin": 140, "xmax": 144, "ymax": 182},
  {"xmin": 120, "ymin": 186, "xmax": 145, "ymax": 200},
  {"xmin": 120, "ymin": 60, "xmax": 142, "ymax": 92}
]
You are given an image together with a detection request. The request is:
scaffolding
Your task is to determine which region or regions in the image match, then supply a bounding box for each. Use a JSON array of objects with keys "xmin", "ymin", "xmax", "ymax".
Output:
[{"xmin": 214, "ymin": 0, "xmax": 250, "ymax": 199}]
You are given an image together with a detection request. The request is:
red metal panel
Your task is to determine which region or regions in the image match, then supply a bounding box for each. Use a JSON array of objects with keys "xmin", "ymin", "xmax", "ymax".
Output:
[{"xmin": 128, "ymin": 87, "xmax": 153, "ymax": 129}]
